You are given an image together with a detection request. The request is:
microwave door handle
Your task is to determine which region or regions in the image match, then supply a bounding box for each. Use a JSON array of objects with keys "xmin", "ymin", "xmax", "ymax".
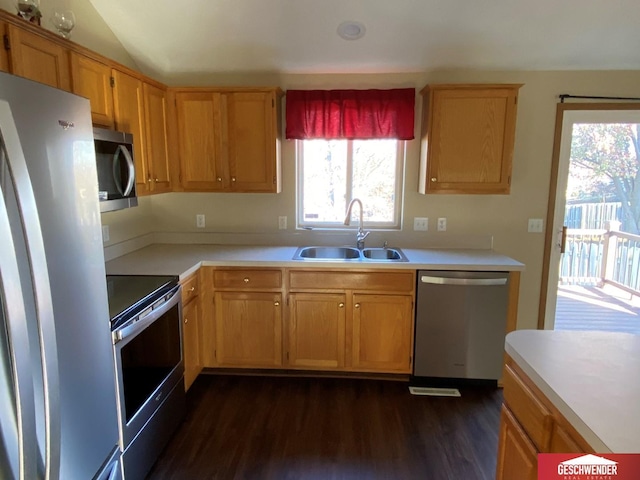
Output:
[
  {"xmin": 111, "ymin": 147, "xmax": 124, "ymax": 196},
  {"xmin": 115, "ymin": 145, "xmax": 135, "ymax": 197}
]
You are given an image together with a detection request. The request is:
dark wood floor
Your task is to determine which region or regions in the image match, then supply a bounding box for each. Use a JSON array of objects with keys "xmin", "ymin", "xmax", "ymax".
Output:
[{"xmin": 147, "ymin": 375, "xmax": 502, "ymax": 480}]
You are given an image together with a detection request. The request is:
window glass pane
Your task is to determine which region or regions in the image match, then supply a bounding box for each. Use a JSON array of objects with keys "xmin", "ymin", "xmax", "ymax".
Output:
[
  {"xmin": 352, "ymin": 140, "xmax": 397, "ymax": 223},
  {"xmin": 301, "ymin": 140, "xmax": 347, "ymax": 223}
]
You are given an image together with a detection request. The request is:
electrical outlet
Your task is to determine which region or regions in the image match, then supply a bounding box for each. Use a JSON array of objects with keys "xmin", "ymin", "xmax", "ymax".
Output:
[
  {"xmin": 101, "ymin": 225, "xmax": 110, "ymax": 243},
  {"xmin": 196, "ymin": 214, "xmax": 205, "ymax": 228},
  {"xmin": 278, "ymin": 216, "xmax": 287, "ymax": 230},
  {"xmin": 437, "ymin": 218, "xmax": 447, "ymax": 231},
  {"xmin": 413, "ymin": 217, "xmax": 428, "ymax": 231},
  {"xmin": 528, "ymin": 218, "xmax": 544, "ymax": 233}
]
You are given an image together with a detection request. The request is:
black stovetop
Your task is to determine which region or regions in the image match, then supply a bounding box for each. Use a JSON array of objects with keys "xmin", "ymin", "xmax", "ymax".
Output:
[{"xmin": 106, "ymin": 275, "xmax": 179, "ymax": 329}]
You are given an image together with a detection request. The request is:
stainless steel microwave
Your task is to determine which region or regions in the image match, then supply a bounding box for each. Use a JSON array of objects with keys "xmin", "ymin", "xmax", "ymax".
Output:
[{"xmin": 94, "ymin": 127, "xmax": 138, "ymax": 212}]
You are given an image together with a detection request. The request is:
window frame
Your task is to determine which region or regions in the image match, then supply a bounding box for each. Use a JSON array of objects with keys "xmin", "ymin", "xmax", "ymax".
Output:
[{"xmin": 296, "ymin": 139, "xmax": 405, "ymax": 231}]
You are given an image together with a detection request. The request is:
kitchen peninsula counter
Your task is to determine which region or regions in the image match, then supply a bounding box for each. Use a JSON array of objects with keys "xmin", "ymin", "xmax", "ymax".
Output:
[
  {"xmin": 105, "ymin": 243, "xmax": 524, "ymax": 279},
  {"xmin": 505, "ymin": 330, "xmax": 640, "ymax": 453}
]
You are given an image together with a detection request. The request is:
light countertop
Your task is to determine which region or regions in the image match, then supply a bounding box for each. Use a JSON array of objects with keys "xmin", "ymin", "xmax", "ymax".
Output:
[
  {"xmin": 105, "ymin": 244, "xmax": 525, "ymax": 280},
  {"xmin": 505, "ymin": 330, "xmax": 640, "ymax": 453}
]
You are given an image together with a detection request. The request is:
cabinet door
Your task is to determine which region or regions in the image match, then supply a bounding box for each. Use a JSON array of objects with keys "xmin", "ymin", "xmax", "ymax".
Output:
[
  {"xmin": 288, "ymin": 293, "xmax": 346, "ymax": 369},
  {"xmin": 0, "ymin": 21, "xmax": 9, "ymax": 73},
  {"xmin": 496, "ymin": 406, "xmax": 538, "ymax": 480},
  {"xmin": 143, "ymin": 83, "xmax": 171, "ymax": 193},
  {"xmin": 183, "ymin": 298, "xmax": 201, "ymax": 391},
  {"xmin": 351, "ymin": 294, "xmax": 413, "ymax": 373},
  {"xmin": 175, "ymin": 92, "xmax": 225, "ymax": 191},
  {"xmin": 7, "ymin": 25, "xmax": 70, "ymax": 91},
  {"xmin": 214, "ymin": 292, "xmax": 282, "ymax": 367},
  {"xmin": 112, "ymin": 70, "xmax": 148, "ymax": 195},
  {"xmin": 69, "ymin": 52, "xmax": 114, "ymax": 128},
  {"xmin": 225, "ymin": 91, "xmax": 278, "ymax": 192},
  {"xmin": 420, "ymin": 84, "xmax": 520, "ymax": 194}
]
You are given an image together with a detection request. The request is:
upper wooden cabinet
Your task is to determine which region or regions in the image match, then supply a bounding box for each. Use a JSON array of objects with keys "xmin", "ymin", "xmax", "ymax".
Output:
[
  {"xmin": 70, "ymin": 52, "xmax": 114, "ymax": 128},
  {"xmin": 0, "ymin": 21, "xmax": 9, "ymax": 73},
  {"xmin": 6, "ymin": 24, "xmax": 70, "ymax": 91},
  {"xmin": 112, "ymin": 70, "xmax": 148, "ymax": 195},
  {"xmin": 419, "ymin": 84, "xmax": 522, "ymax": 195},
  {"xmin": 175, "ymin": 91, "xmax": 224, "ymax": 191},
  {"xmin": 174, "ymin": 87, "xmax": 282, "ymax": 193},
  {"xmin": 143, "ymin": 83, "xmax": 171, "ymax": 194}
]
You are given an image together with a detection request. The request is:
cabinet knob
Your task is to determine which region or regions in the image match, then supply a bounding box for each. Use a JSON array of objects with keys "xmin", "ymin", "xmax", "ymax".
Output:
[
  {"xmin": 354, "ymin": 303, "xmax": 360, "ymax": 308},
  {"xmin": 155, "ymin": 178, "xmax": 159, "ymax": 182},
  {"xmin": 184, "ymin": 318, "xmax": 188, "ymax": 324},
  {"xmin": 217, "ymin": 177, "xmax": 222, "ymax": 182},
  {"xmin": 338, "ymin": 303, "xmax": 344, "ymax": 308},
  {"xmin": 231, "ymin": 177, "xmax": 236, "ymax": 182},
  {"xmin": 147, "ymin": 176, "xmax": 152, "ymax": 184},
  {"xmin": 189, "ymin": 286, "xmax": 195, "ymax": 292},
  {"xmin": 243, "ymin": 277, "xmax": 250, "ymax": 283},
  {"xmin": 274, "ymin": 301, "xmax": 280, "ymax": 306},
  {"xmin": 431, "ymin": 178, "xmax": 437, "ymax": 182}
]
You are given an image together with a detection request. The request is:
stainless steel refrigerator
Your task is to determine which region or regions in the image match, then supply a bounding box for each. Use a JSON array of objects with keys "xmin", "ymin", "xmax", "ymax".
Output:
[{"xmin": 0, "ymin": 72, "xmax": 121, "ymax": 479}]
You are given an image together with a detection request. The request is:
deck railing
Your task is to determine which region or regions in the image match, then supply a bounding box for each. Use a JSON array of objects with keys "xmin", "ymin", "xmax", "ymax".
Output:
[{"xmin": 560, "ymin": 221, "xmax": 640, "ymax": 297}]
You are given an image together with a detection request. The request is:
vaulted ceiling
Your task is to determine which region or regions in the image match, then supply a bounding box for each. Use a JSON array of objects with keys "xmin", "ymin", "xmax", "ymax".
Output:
[{"xmin": 89, "ymin": 0, "xmax": 640, "ymax": 77}]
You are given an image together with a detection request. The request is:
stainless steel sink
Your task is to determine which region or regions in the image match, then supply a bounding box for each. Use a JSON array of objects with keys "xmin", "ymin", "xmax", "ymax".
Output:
[
  {"xmin": 294, "ymin": 246, "xmax": 361, "ymax": 260},
  {"xmin": 292, "ymin": 246, "xmax": 407, "ymax": 262},
  {"xmin": 362, "ymin": 247, "xmax": 407, "ymax": 261}
]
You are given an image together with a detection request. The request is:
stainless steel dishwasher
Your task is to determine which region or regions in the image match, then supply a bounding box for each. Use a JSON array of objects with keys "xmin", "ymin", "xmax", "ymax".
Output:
[{"xmin": 413, "ymin": 270, "xmax": 509, "ymax": 382}]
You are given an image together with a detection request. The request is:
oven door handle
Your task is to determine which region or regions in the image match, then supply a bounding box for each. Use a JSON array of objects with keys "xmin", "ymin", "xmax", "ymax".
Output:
[{"xmin": 113, "ymin": 287, "xmax": 181, "ymax": 344}]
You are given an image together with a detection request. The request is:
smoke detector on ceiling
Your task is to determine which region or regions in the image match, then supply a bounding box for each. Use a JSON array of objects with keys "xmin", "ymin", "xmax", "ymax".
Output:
[{"xmin": 337, "ymin": 21, "xmax": 366, "ymax": 41}]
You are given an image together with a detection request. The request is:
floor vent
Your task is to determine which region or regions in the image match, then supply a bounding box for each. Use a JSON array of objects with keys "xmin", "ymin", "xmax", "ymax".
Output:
[{"xmin": 409, "ymin": 386, "xmax": 461, "ymax": 397}]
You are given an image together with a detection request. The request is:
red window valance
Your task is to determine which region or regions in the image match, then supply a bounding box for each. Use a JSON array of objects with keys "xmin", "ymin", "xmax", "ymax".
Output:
[{"xmin": 285, "ymin": 88, "xmax": 415, "ymax": 140}]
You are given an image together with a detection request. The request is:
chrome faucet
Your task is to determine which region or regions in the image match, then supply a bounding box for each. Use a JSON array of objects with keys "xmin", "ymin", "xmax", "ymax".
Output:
[{"xmin": 343, "ymin": 198, "xmax": 370, "ymax": 249}]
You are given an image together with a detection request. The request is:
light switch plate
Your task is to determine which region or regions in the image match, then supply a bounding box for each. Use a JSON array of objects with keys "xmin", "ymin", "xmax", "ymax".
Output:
[
  {"xmin": 528, "ymin": 218, "xmax": 544, "ymax": 233},
  {"xmin": 196, "ymin": 214, "xmax": 205, "ymax": 228},
  {"xmin": 437, "ymin": 218, "xmax": 447, "ymax": 231},
  {"xmin": 278, "ymin": 216, "xmax": 287, "ymax": 230},
  {"xmin": 413, "ymin": 217, "xmax": 428, "ymax": 231},
  {"xmin": 101, "ymin": 225, "xmax": 110, "ymax": 243}
]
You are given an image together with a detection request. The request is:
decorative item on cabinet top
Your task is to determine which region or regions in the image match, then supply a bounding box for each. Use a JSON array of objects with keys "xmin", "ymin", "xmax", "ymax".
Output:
[{"xmin": 419, "ymin": 83, "xmax": 523, "ymax": 195}]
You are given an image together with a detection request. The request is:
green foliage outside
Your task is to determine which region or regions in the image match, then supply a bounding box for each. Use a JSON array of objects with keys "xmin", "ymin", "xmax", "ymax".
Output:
[{"xmin": 569, "ymin": 123, "xmax": 640, "ymax": 234}]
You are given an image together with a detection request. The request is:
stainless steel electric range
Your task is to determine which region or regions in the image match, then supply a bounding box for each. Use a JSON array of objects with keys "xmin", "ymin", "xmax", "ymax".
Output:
[{"xmin": 106, "ymin": 275, "xmax": 185, "ymax": 480}]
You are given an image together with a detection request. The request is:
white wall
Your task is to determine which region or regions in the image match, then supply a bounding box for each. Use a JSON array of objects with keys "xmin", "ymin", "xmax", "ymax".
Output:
[
  {"xmin": 103, "ymin": 69, "xmax": 640, "ymax": 332},
  {"xmin": 0, "ymin": 1, "xmax": 137, "ymax": 68},
  {"xmin": 17, "ymin": 2, "xmax": 636, "ymax": 333}
]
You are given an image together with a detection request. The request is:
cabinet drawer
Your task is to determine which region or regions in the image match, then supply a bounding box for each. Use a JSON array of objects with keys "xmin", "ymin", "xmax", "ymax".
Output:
[
  {"xmin": 181, "ymin": 273, "xmax": 199, "ymax": 305},
  {"xmin": 213, "ymin": 269, "xmax": 282, "ymax": 290},
  {"xmin": 503, "ymin": 364, "xmax": 553, "ymax": 451},
  {"xmin": 289, "ymin": 270, "xmax": 414, "ymax": 293}
]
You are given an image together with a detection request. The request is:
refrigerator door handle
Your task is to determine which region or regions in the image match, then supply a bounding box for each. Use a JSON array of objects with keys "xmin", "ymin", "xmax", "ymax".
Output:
[
  {"xmin": 0, "ymin": 101, "xmax": 61, "ymax": 480},
  {"xmin": 0, "ymin": 170, "xmax": 37, "ymax": 480}
]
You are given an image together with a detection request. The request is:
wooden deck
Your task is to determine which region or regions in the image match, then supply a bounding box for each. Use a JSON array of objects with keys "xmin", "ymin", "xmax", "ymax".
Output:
[{"xmin": 554, "ymin": 284, "xmax": 640, "ymax": 335}]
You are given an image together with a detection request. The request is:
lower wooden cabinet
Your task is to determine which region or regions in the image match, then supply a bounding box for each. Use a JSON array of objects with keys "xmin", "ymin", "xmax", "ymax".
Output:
[
  {"xmin": 351, "ymin": 294, "xmax": 413, "ymax": 373},
  {"xmin": 288, "ymin": 293, "xmax": 346, "ymax": 369},
  {"xmin": 181, "ymin": 272, "xmax": 203, "ymax": 391},
  {"xmin": 197, "ymin": 267, "xmax": 415, "ymax": 375},
  {"xmin": 182, "ymin": 297, "xmax": 201, "ymax": 390},
  {"xmin": 496, "ymin": 406, "xmax": 538, "ymax": 480},
  {"xmin": 214, "ymin": 291, "xmax": 283, "ymax": 367},
  {"xmin": 496, "ymin": 357, "xmax": 592, "ymax": 478}
]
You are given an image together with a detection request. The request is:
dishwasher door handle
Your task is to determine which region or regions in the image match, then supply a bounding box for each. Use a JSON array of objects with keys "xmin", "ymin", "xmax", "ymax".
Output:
[{"xmin": 420, "ymin": 276, "xmax": 508, "ymax": 286}]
